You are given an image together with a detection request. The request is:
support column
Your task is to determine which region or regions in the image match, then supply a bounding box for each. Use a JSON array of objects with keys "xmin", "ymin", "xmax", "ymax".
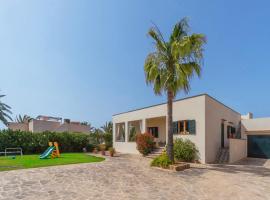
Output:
[
  {"xmin": 141, "ymin": 118, "xmax": 146, "ymax": 133},
  {"xmin": 125, "ymin": 121, "xmax": 128, "ymax": 142}
]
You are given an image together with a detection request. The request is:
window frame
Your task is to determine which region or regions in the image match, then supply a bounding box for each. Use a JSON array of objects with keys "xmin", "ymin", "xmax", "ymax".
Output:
[{"xmin": 173, "ymin": 120, "xmax": 196, "ymax": 135}]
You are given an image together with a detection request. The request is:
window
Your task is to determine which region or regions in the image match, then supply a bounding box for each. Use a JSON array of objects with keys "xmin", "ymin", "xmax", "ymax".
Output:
[
  {"xmin": 148, "ymin": 127, "xmax": 158, "ymax": 138},
  {"xmin": 227, "ymin": 125, "xmax": 236, "ymax": 138},
  {"xmin": 115, "ymin": 123, "xmax": 125, "ymax": 142},
  {"xmin": 173, "ymin": 120, "xmax": 196, "ymax": 135},
  {"xmin": 128, "ymin": 120, "xmax": 141, "ymax": 142}
]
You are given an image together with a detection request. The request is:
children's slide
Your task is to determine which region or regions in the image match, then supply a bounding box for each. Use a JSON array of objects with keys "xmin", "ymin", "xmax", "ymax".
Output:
[{"xmin": 39, "ymin": 146, "xmax": 55, "ymax": 159}]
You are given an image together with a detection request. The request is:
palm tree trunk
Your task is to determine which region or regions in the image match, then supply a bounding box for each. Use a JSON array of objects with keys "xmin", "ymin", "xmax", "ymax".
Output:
[{"xmin": 166, "ymin": 90, "xmax": 174, "ymax": 162}]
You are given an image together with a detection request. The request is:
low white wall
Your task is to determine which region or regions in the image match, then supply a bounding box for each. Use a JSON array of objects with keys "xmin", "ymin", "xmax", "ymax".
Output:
[
  {"xmin": 229, "ymin": 139, "xmax": 247, "ymax": 163},
  {"xmin": 114, "ymin": 142, "xmax": 138, "ymax": 154}
]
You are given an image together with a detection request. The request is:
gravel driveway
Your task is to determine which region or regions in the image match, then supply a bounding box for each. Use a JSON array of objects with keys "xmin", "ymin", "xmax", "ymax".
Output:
[{"xmin": 0, "ymin": 155, "xmax": 269, "ymax": 200}]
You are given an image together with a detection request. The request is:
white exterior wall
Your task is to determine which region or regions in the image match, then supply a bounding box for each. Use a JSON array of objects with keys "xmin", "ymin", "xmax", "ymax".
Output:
[
  {"xmin": 113, "ymin": 95, "xmax": 207, "ymax": 163},
  {"xmin": 205, "ymin": 96, "xmax": 241, "ymax": 163},
  {"xmin": 229, "ymin": 139, "xmax": 247, "ymax": 163},
  {"xmin": 113, "ymin": 103, "xmax": 167, "ymax": 154},
  {"xmin": 113, "ymin": 94, "xmax": 243, "ymax": 164},
  {"xmin": 172, "ymin": 95, "xmax": 206, "ymax": 163}
]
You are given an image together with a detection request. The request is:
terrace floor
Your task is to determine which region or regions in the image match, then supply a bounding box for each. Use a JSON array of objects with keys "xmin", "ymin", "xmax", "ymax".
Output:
[{"xmin": 0, "ymin": 155, "xmax": 270, "ymax": 200}]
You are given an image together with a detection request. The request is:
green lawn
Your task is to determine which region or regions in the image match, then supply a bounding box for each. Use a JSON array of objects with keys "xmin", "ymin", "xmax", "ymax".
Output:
[{"xmin": 0, "ymin": 153, "xmax": 104, "ymax": 171}]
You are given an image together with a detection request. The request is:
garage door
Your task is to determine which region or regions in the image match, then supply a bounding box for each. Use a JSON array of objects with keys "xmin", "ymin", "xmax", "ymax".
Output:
[{"xmin": 248, "ymin": 135, "xmax": 270, "ymax": 158}]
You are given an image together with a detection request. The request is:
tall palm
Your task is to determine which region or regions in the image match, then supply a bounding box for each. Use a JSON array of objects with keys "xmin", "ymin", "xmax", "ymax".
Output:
[
  {"xmin": 101, "ymin": 121, "xmax": 113, "ymax": 134},
  {"xmin": 15, "ymin": 114, "xmax": 32, "ymax": 123},
  {"xmin": 0, "ymin": 94, "xmax": 12, "ymax": 126},
  {"xmin": 144, "ymin": 18, "xmax": 206, "ymax": 162}
]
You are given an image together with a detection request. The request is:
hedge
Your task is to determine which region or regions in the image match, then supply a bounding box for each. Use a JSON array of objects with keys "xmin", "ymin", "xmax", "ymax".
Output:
[{"xmin": 0, "ymin": 130, "xmax": 90, "ymax": 154}]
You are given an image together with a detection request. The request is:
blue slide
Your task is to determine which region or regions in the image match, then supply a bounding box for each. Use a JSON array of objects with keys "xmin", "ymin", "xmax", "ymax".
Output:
[{"xmin": 40, "ymin": 146, "xmax": 55, "ymax": 159}]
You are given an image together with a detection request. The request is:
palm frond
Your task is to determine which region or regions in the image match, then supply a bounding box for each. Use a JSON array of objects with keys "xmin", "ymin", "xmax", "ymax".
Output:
[{"xmin": 0, "ymin": 94, "xmax": 12, "ymax": 126}]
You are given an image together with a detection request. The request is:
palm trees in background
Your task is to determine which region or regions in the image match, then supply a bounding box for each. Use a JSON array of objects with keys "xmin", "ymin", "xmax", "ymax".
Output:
[
  {"xmin": 0, "ymin": 94, "xmax": 12, "ymax": 126},
  {"xmin": 15, "ymin": 114, "xmax": 32, "ymax": 123},
  {"xmin": 144, "ymin": 18, "xmax": 206, "ymax": 162},
  {"xmin": 101, "ymin": 121, "xmax": 113, "ymax": 134}
]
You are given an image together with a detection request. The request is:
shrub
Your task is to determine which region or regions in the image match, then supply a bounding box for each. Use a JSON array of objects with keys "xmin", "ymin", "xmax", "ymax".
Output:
[
  {"xmin": 0, "ymin": 129, "xmax": 90, "ymax": 154},
  {"xmin": 151, "ymin": 153, "xmax": 172, "ymax": 168},
  {"xmin": 85, "ymin": 143, "xmax": 94, "ymax": 152},
  {"xmin": 136, "ymin": 133, "xmax": 155, "ymax": 156},
  {"xmin": 103, "ymin": 132, "xmax": 112, "ymax": 149},
  {"xmin": 89, "ymin": 129, "xmax": 104, "ymax": 148},
  {"xmin": 174, "ymin": 138, "xmax": 198, "ymax": 162}
]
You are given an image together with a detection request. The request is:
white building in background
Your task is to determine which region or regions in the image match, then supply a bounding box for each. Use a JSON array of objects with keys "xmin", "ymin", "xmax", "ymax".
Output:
[
  {"xmin": 8, "ymin": 115, "xmax": 90, "ymax": 133},
  {"xmin": 112, "ymin": 94, "xmax": 270, "ymax": 163}
]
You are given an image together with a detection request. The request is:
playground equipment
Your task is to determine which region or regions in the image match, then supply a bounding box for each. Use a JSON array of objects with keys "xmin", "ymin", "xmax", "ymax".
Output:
[
  {"xmin": 40, "ymin": 142, "xmax": 60, "ymax": 159},
  {"xmin": 0, "ymin": 148, "xmax": 23, "ymax": 158}
]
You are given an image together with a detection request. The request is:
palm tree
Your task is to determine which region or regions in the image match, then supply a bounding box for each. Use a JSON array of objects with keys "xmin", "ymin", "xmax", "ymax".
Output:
[
  {"xmin": 101, "ymin": 121, "xmax": 113, "ymax": 134},
  {"xmin": 144, "ymin": 18, "xmax": 206, "ymax": 162},
  {"xmin": 15, "ymin": 114, "xmax": 32, "ymax": 123},
  {"xmin": 0, "ymin": 94, "xmax": 12, "ymax": 126}
]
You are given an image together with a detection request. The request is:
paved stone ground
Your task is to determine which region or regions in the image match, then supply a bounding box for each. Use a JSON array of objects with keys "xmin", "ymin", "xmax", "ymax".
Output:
[{"xmin": 0, "ymin": 155, "xmax": 270, "ymax": 200}]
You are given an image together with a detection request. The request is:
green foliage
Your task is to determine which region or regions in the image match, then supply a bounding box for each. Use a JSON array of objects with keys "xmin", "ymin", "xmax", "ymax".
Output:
[
  {"xmin": 103, "ymin": 132, "xmax": 112, "ymax": 149},
  {"xmin": 101, "ymin": 121, "xmax": 112, "ymax": 134},
  {"xmin": 89, "ymin": 128, "xmax": 104, "ymax": 148},
  {"xmin": 144, "ymin": 18, "xmax": 206, "ymax": 96},
  {"xmin": 174, "ymin": 138, "xmax": 198, "ymax": 162},
  {"xmin": 0, "ymin": 94, "xmax": 12, "ymax": 126},
  {"xmin": 0, "ymin": 130, "xmax": 90, "ymax": 154},
  {"xmin": 136, "ymin": 133, "xmax": 155, "ymax": 156},
  {"xmin": 15, "ymin": 114, "xmax": 32, "ymax": 123},
  {"xmin": 151, "ymin": 153, "xmax": 172, "ymax": 168},
  {"xmin": 128, "ymin": 127, "xmax": 136, "ymax": 142}
]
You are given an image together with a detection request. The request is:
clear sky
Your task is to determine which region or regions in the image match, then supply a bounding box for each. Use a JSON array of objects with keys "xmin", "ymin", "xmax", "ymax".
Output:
[{"xmin": 0, "ymin": 0, "xmax": 270, "ymax": 128}]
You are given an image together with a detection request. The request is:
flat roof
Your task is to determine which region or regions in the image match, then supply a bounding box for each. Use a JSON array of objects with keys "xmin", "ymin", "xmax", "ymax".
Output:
[
  {"xmin": 242, "ymin": 117, "xmax": 270, "ymax": 131},
  {"xmin": 113, "ymin": 93, "xmax": 241, "ymax": 116}
]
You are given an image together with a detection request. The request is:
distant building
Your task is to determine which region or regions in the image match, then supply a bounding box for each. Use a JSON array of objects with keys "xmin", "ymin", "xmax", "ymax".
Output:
[{"xmin": 8, "ymin": 115, "xmax": 90, "ymax": 133}]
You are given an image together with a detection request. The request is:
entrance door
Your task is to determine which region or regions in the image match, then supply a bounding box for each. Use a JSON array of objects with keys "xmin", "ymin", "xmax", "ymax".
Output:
[
  {"xmin": 248, "ymin": 135, "xmax": 270, "ymax": 158},
  {"xmin": 221, "ymin": 123, "xmax": 225, "ymax": 148}
]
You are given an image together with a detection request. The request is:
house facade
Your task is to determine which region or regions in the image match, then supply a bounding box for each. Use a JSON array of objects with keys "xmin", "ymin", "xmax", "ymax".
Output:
[
  {"xmin": 112, "ymin": 94, "xmax": 270, "ymax": 163},
  {"xmin": 8, "ymin": 115, "xmax": 90, "ymax": 133}
]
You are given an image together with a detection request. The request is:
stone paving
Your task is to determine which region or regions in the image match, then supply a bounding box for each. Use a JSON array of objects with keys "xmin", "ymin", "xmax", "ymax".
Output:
[{"xmin": 0, "ymin": 154, "xmax": 270, "ymax": 200}]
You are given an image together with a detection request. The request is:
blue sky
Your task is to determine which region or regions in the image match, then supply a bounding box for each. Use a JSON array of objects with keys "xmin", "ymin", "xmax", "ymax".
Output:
[{"xmin": 0, "ymin": 0, "xmax": 270, "ymax": 128}]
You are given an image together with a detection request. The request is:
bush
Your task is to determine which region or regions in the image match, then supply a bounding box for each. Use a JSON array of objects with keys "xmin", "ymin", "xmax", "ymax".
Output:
[
  {"xmin": 174, "ymin": 138, "xmax": 198, "ymax": 162},
  {"xmin": 0, "ymin": 129, "xmax": 90, "ymax": 154},
  {"xmin": 103, "ymin": 132, "xmax": 112, "ymax": 149},
  {"xmin": 136, "ymin": 133, "xmax": 155, "ymax": 156},
  {"xmin": 151, "ymin": 153, "xmax": 172, "ymax": 168},
  {"xmin": 85, "ymin": 143, "xmax": 94, "ymax": 152}
]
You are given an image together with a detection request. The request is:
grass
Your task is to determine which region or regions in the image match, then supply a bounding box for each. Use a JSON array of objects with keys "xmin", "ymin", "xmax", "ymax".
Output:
[{"xmin": 0, "ymin": 153, "xmax": 104, "ymax": 171}]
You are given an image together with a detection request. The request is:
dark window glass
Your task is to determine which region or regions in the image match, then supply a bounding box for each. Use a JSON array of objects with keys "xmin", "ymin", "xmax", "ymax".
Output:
[
  {"xmin": 188, "ymin": 120, "xmax": 196, "ymax": 134},
  {"xmin": 148, "ymin": 127, "xmax": 158, "ymax": 138},
  {"xmin": 173, "ymin": 122, "xmax": 178, "ymax": 134},
  {"xmin": 180, "ymin": 121, "xmax": 184, "ymax": 132}
]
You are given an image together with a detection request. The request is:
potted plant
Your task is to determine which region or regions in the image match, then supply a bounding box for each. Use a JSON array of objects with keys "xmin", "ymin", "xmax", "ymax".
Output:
[
  {"xmin": 109, "ymin": 147, "xmax": 115, "ymax": 157},
  {"xmin": 93, "ymin": 147, "xmax": 98, "ymax": 154},
  {"xmin": 99, "ymin": 144, "xmax": 106, "ymax": 156}
]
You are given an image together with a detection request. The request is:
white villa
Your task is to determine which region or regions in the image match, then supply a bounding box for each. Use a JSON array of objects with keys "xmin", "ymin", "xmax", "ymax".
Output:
[{"xmin": 112, "ymin": 94, "xmax": 270, "ymax": 164}]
